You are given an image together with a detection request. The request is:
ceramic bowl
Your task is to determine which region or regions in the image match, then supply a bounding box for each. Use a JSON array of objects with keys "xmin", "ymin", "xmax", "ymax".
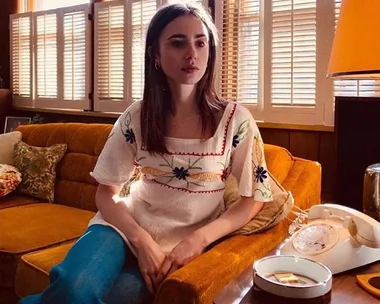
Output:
[{"xmin": 253, "ymin": 255, "xmax": 332, "ymax": 300}]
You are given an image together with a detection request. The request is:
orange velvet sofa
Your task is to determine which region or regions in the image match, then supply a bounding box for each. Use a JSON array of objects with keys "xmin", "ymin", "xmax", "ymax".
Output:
[{"xmin": 0, "ymin": 123, "xmax": 322, "ymax": 304}]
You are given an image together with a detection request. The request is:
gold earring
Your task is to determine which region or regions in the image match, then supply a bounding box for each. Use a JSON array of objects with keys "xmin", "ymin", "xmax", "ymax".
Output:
[{"xmin": 155, "ymin": 60, "xmax": 160, "ymax": 70}]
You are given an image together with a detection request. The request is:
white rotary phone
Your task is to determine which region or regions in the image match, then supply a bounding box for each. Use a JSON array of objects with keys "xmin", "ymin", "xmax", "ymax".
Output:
[{"xmin": 279, "ymin": 204, "xmax": 380, "ymax": 275}]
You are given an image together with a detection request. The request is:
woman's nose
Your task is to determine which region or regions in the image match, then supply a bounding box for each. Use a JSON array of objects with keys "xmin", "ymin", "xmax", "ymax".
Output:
[{"xmin": 185, "ymin": 45, "xmax": 197, "ymax": 60}]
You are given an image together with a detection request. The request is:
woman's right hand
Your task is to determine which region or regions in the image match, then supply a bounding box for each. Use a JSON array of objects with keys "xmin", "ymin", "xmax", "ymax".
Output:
[{"xmin": 135, "ymin": 236, "xmax": 169, "ymax": 295}]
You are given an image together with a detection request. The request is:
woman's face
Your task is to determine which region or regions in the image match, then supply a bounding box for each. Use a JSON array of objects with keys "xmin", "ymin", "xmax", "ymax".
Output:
[{"xmin": 158, "ymin": 14, "xmax": 210, "ymax": 86}]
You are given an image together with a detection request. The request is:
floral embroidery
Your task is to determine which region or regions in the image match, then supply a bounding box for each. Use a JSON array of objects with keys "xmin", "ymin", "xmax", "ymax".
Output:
[
  {"xmin": 232, "ymin": 119, "xmax": 250, "ymax": 148},
  {"xmin": 254, "ymin": 166, "xmax": 268, "ymax": 183},
  {"xmin": 218, "ymin": 150, "xmax": 232, "ymax": 181},
  {"xmin": 121, "ymin": 112, "xmax": 136, "ymax": 144},
  {"xmin": 158, "ymin": 155, "xmax": 204, "ymax": 188},
  {"xmin": 232, "ymin": 135, "xmax": 239, "ymax": 148},
  {"xmin": 172, "ymin": 167, "xmax": 189, "ymax": 180},
  {"xmin": 125, "ymin": 129, "xmax": 136, "ymax": 144}
]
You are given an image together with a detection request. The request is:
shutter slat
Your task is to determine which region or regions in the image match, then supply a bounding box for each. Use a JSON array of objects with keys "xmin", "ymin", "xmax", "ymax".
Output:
[
  {"xmin": 36, "ymin": 13, "xmax": 58, "ymax": 99},
  {"xmin": 11, "ymin": 14, "xmax": 32, "ymax": 98},
  {"xmin": 220, "ymin": 0, "xmax": 260, "ymax": 104},
  {"xmin": 271, "ymin": 0, "xmax": 316, "ymax": 106},
  {"xmin": 131, "ymin": 0, "xmax": 157, "ymax": 101},
  {"xmin": 95, "ymin": 2, "xmax": 125, "ymax": 101},
  {"xmin": 64, "ymin": 9, "xmax": 87, "ymax": 101}
]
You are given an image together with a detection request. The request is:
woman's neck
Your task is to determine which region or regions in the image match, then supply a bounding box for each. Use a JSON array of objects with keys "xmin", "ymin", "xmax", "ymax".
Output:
[{"xmin": 168, "ymin": 83, "xmax": 198, "ymax": 117}]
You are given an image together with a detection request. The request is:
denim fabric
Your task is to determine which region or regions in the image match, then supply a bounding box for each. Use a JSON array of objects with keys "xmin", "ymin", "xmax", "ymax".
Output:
[{"xmin": 18, "ymin": 225, "xmax": 149, "ymax": 304}]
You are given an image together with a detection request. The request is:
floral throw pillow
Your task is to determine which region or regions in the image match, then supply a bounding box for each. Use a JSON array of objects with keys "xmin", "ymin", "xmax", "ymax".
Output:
[
  {"xmin": 0, "ymin": 164, "xmax": 22, "ymax": 197},
  {"xmin": 13, "ymin": 141, "xmax": 67, "ymax": 202}
]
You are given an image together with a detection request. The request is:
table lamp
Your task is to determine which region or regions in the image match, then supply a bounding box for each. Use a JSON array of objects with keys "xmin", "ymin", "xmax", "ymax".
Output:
[
  {"xmin": 328, "ymin": 0, "xmax": 380, "ymax": 79},
  {"xmin": 328, "ymin": 0, "xmax": 380, "ymax": 298}
]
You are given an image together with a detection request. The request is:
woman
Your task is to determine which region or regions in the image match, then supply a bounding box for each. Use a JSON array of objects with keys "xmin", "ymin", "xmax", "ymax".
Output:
[{"xmin": 19, "ymin": 2, "xmax": 272, "ymax": 304}]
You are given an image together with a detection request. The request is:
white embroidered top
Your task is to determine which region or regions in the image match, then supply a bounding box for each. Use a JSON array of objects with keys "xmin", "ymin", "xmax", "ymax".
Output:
[{"xmin": 89, "ymin": 101, "xmax": 272, "ymax": 255}]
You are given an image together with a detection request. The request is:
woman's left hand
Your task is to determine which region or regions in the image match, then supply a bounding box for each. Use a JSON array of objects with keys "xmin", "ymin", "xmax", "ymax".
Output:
[{"xmin": 153, "ymin": 233, "xmax": 207, "ymax": 289}]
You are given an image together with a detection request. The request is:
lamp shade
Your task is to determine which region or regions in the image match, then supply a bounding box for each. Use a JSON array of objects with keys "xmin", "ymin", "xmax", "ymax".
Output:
[{"xmin": 328, "ymin": 0, "xmax": 380, "ymax": 79}]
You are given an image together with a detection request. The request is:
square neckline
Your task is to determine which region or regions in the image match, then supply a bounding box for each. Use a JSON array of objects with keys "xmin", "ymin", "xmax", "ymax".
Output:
[{"xmin": 164, "ymin": 102, "xmax": 234, "ymax": 143}]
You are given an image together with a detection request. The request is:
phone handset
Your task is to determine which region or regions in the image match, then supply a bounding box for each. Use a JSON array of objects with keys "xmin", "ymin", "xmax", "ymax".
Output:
[{"xmin": 308, "ymin": 204, "xmax": 380, "ymax": 249}]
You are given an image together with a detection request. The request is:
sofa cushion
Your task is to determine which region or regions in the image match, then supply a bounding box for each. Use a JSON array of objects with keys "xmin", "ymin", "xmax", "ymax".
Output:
[
  {"xmin": 0, "ymin": 131, "xmax": 22, "ymax": 165},
  {"xmin": 16, "ymin": 123, "xmax": 113, "ymax": 212},
  {"xmin": 15, "ymin": 241, "xmax": 74, "ymax": 298},
  {"xmin": 0, "ymin": 204, "xmax": 94, "ymax": 287},
  {"xmin": 263, "ymin": 144, "xmax": 294, "ymax": 184},
  {"xmin": 0, "ymin": 165, "xmax": 22, "ymax": 198},
  {"xmin": 13, "ymin": 141, "xmax": 67, "ymax": 202},
  {"xmin": 0, "ymin": 194, "xmax": 40, "ymax": 210},
  {"xmin": 224, "ymin": 171, "xmax": 294, "ymax": 235}
]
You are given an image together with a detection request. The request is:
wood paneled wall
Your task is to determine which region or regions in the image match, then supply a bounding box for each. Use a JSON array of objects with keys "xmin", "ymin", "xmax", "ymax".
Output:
[
  {"xmin": 0, "ymin": 0, "xmax": 17, "ymax": 89},
  {"xmin": 260, "ymin": 128, "xmax": 337, "ymax": 200},
  {"xmin": 0, "ymin": 89, "xmax": 12, "ymax": 133}
]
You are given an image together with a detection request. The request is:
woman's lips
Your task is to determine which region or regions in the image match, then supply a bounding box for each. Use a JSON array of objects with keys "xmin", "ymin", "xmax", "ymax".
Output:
[{"xmin": 181, "ymin": 67, "xmax": 199, "ymax": 74}]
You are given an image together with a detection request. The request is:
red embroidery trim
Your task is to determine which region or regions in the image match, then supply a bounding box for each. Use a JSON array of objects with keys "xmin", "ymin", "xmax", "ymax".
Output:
[{"xmin": 151, "ymin": 179, "xmax": 226, "ymax": 194}]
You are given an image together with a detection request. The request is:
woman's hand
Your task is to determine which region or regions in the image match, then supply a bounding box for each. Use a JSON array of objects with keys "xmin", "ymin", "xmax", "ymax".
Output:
[
  {"xmin": 154, "ymin": 233, "xmax": 207, "ymax": 289},
  {"xmin": 135, "ymin": 236, "xmax": 167, "ymax": 295}
]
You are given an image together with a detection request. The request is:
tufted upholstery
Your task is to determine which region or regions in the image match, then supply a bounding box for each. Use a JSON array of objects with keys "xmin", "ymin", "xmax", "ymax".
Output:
[
  {"xmin": 16, "ymin": 123, "xmax": 113, "ymax": 211},
  {"xmin": 0, "ymin": 123, "xmax": 321, "ymax": 304}
]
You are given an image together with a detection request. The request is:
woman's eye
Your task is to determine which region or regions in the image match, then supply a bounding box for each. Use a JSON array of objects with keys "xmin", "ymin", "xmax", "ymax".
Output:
[
  {"xmin": 196, "ymin": 41, "xmax": 206, "ymax": 48},
  {"xmin": 171, "ymin": 41, "xmax": 184, "ymax": 48}
]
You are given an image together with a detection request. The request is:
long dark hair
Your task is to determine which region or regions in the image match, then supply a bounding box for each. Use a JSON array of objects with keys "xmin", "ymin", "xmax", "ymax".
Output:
[{"xmin": 141, "ymin": 2, "xmax": 226, "ymax": 154}]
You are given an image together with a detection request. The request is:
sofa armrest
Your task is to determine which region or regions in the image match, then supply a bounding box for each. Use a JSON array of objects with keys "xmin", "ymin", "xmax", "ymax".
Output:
[
  {"xmin": 154, "ymin": 157, "xmax": 322, "ymax": 304},
  {"xmin": 155, "ymin": 221, "xmax": 288, "ymax": 304},
  {"xmin": 282, "ymin": 157, "xmax": 322, "ymax": 211}
]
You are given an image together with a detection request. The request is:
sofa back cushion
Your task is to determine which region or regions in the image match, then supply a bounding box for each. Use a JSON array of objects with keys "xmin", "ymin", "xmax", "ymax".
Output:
[
  {"xmin": 263, "ymin": 144, "xmax": 294, "ymax": 185},
  {"xmin": 16, "ymin": 123, "xmax": 113, "ymax": 211}
]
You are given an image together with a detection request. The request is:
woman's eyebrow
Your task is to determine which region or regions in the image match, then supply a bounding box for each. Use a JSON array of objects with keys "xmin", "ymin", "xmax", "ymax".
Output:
[{"xmin": 167, "ymin": 34, "xmax": 206, "ymax": 40}]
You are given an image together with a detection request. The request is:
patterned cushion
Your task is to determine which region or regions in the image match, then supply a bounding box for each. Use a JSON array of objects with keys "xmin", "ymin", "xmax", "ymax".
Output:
[
  {"xmin": 0, "ymin": 165, "xmax": 22, "ymax": 197},
  {"xmin": 224, "ymin": 171, "xmax": 294, "ymax": 235},
  {"xmin": 13, "ymin": 142, "xmax": 67, "ymax": 202}
]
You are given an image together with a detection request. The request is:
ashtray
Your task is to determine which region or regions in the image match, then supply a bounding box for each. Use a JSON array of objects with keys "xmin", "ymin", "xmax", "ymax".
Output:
[{"xmin": 253, "ymin": 255, "xmax": 332, "ymax": 303}]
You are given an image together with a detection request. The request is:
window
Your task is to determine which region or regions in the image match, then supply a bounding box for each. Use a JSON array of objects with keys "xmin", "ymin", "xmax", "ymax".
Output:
[
  {"xmin": 11, "ymin": 3, "xmax": 91, "ymax": 110},
  {"xmin": 216, "ymin": 0, "xmax": 379, "ymax": 126}
]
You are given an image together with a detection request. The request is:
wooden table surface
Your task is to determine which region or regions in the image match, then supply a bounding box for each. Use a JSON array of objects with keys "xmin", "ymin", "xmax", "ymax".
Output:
[{"xmin": 214, "ymin": 257, "xmax": 380, "ymax": 304}]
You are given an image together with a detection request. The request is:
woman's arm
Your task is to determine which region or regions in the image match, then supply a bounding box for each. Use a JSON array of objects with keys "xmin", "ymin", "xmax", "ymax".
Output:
[
  {"xmin": 95, "ymin": 184, "xmax": 152, "ymax": 248},
  {"xmin": 96, "ymin": 184, "xmax": 168, "ymax": 294},
  {"xmin": 194, "ymin": 197, "xmax": 264, "ymax": 248}
]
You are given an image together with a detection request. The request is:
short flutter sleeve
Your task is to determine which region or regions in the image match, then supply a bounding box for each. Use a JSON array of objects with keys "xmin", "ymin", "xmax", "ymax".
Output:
[
  {"xmin": 91, "ymin": 109, "xmax": 137, "ymax": 187},
  {"xmin": 230, "ymin": 108, "xmax": 273, "ymax": 202}
]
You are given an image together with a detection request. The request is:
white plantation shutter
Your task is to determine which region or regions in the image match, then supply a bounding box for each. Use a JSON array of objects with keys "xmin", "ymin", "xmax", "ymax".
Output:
[
  {"xmin": 131, "ymin": 0, "xmax": 157, "ymax": 101},
  {"xmin": 34, "ymin": 11, "xmax": 58, "ymax": 100},
  {"xmin": 94, "ymin": 0, "xmax": 128, "ymax": 112},
  {"xmin": 264, "ymin": 0, "xmax": 324, "ymax": 124},
  {"xmin": 334, "ymin": 0, "xmax": 380, "ymax": 97},
  {"xmin": 217, "ymin": 0, "xmax": 261, "ymax": 115},
  {"xmin": 10, "ymin": 13, "xmax": 33, "ymax": 107},
  {"xmin": 271, "ymin": 0, "xmax": 316, "ymax": 106},
  {"xmin": 33, "ymin": 4, "xmax": 91, "ymax": 109},
  {"xmin": 62, "ymin": 5, "xmax": 91, "ymax": 109}
]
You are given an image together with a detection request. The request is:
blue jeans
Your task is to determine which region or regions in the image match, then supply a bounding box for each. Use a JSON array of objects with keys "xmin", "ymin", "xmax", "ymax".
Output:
[{"xmin": 18, "ymin": 225, "xmax": 151, "ymax": 304}]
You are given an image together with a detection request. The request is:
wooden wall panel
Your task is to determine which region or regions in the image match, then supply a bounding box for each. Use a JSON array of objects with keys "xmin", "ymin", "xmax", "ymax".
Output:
[
  {"xmin": 260, "ymin": 128, "xmax": 336, "ymax": 201},
  {"xmin": 0, "ymin": 0, "xmax": 17, "ymax": 89},
  {"xmin": 319, "ymin": 132, "xmax": 337, "ymax": 197},
  {"xmin": 260, "ymin": 129, "xmax": 290, "ymax": 150},
  {"xmin": 0, "ymin": 90, "xmax": 12, "ymax": 133},
  {"xmin": 289, "ymin": 131, "xmax": 320, "ymax": 161}
]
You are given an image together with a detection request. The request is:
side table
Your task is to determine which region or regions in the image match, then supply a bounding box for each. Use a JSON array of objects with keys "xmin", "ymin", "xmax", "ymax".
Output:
[{"xmin": 214, "ymin": 249, "xmax": 380, "ymax": 304}]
